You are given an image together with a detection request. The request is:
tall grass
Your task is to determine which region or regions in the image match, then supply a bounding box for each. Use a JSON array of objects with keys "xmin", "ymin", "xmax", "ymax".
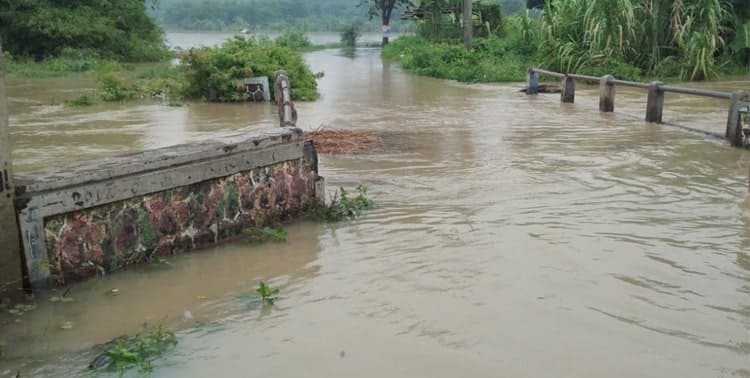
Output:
[{"xmin": 538, "ymin": 0, "xmax": 732, "ymax": 80}]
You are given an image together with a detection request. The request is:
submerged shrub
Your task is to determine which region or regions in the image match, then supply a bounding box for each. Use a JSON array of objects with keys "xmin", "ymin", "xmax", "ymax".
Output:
[
  {"xmin": 90, "ymin": 325, "xmax": 177, "ymax": 375},
  {"xmin": 275, "ymin": 28, "xmax": 313, "ymax": 50},
  {"xmin": 65, "ymin": 93, "xmax": 96, "ymax": 107},
  {"xmin": 180, "ymin": 36, "xmax": 320, "ymax": 102},
  {"xmin": 96, "ymin": 72, "xmax": 144, "ymax": 102},
  {"xmin": 340, "ymin": 23, "xmax": 362, "ymax": 47}
]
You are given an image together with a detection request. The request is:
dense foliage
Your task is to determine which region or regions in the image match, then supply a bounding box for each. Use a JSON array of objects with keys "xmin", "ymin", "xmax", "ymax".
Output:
[
  {"xmin": 533, "ymin": 0, "xmax": 750, "ymax": 80},
  {"xmin": 388, "ymin": 0, "xmax": 750, "ymax": 82},
  {"xmin": 180, "ymin": 36, "xmax": 320, "ymax": 101},
  {"xmin": 153, "ymin": 0, "xmax": 409, "ymax": 31},
  {"xmin": 0, "ymin": 0, "xmax": 168, "ymax": 61},
  {"xmin": 383, "ymin": 35, "xmax": 527, "ymax": 82}
]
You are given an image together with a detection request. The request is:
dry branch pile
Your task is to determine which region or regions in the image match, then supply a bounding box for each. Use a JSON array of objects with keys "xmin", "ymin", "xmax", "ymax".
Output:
[{"xmin": 305, "ymin": 128, "xmax": 382, "ymax": 154}]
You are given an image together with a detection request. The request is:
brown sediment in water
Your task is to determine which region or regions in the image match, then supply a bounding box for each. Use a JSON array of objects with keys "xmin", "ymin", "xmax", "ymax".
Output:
[{"xmin": 305, "ymin": 127, "xmax": 382, "ymax": 154}]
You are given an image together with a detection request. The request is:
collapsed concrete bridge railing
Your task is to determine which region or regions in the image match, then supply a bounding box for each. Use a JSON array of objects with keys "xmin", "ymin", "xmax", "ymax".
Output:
[{"xmin": 3, "ymin": 69, "xmax": 324, "ymax": 292}]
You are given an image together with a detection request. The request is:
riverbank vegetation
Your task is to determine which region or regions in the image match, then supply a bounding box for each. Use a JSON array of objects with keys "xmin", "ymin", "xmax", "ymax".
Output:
[
  {"xmin": 152, "ymin": 0, "xmax": 412, "ymax": 32},
  {"xmin": 385, "ymin": 0, "xmax": 750, "ymax": 82},
  {"xmin": 181, "ymin": 36, "xmax": 320, "ymax": 101},
  {"xmin": 0, "ymin": 0, "xmax": 168, "ymax": 62}
]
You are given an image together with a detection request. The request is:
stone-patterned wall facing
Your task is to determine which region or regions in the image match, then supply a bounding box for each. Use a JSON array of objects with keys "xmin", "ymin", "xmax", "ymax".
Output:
[{"xmin": 43, "ymin": 159, "xmax": 315, "ymax": 286}]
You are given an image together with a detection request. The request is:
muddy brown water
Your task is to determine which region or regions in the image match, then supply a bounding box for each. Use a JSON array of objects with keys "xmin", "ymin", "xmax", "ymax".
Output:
[{"xmin": 1, "ymin": 33, "xmax": 750, "ymax": 377}]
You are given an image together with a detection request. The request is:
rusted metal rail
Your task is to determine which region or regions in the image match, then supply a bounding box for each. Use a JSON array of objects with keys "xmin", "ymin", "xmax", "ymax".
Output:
[{"xmin": 527, "ymin": 68, "xmax": 750, "ymax": 147}]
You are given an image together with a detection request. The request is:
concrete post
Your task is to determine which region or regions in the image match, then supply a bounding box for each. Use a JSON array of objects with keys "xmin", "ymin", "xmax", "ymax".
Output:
[
  {"xmin": 526, "ymin": 69, "xmax": 538, "ymax": 95},
  {"xmin": 274, "ymin": 70, "xmax": 296, "ymax": 127},
  {"xmin": 561, "ymin": 75, "xmax": 575, "ymax": 103},
  {"xmin": 0, "ymin": 38, "xmax": 25, "ymax": 299},
  {"xmin": 599, "ymin": 75, "xmax": 615, "ymax": 112},
  {"xmin": 645, "ymin": 81, "xmax": 664, "ymax": 123},
  {"xmin": 463, "ymin": 0, "xmax": 473, "ymax": 49},
  {"xmin": 725, "ymin": 92, "xmax": 747, "ymax": 147}
]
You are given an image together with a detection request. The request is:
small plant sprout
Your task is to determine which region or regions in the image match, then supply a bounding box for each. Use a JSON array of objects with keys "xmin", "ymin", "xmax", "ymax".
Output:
[
  {"xmin": 303, "ymin": 185, "xmax": 375, "ymax": 222},
  {"xmin": 256, "ymin": 281, "xmax": 280, "ymax": 305},
  {"xmin": 92, "ymin": 324, "xmax": 178, "ymax": 375},
  {"xmin": 243, "ymin": 226, "xmax": 288, "ymax": 243}
]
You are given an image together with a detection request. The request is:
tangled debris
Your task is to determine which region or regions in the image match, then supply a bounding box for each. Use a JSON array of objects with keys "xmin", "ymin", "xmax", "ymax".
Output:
[{"xmin": 305, "ymin": 127, "xmax": 382, "ymax": 154}]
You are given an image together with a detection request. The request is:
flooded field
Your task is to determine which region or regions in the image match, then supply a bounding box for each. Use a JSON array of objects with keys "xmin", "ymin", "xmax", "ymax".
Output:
[{"xmin": 2, "ymin": 33, "xmax": 750, "ymax": 377}]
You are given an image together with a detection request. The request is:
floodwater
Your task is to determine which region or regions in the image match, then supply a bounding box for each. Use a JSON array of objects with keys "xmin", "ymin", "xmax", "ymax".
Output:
[{"xmin": 2, "ymin": 33, "xmax": 750, "ymax": 377}]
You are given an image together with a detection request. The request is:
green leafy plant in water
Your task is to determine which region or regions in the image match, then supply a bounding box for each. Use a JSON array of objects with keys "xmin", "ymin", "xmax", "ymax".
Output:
[
  {"xmin": 256, "ymin": 281, "xmax": 280, "ymax": 305},
  {"xmin": 243, "ymin": 227, "xmax": 288, "ymax": 243},
  {"xmin": 340, "ymin": 23, "xmax": 362, "ymax": 48},
  {"xmin": 100, "ymin": 325, "xmax": 177, "ymax": 376},
  {"xmin": 65, "ymin": 93, "xmax": 96, "ymax": 107},
  {"xmin": 96, "ymin": 72, "xmax": 145, "ymax": 102},
  {"xmin": 303, "ymin": 185, "xmax": 374, "ymax": 222}
]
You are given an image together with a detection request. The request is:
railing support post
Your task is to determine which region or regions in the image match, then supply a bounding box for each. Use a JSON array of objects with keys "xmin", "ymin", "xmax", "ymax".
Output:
[
  {"xmin": 526, "ymin": 68, "xmax": 538, "ymax": 95},
  {"xmin": 274, "ymin": 70, "xmax": 297, "ymax": 128},
  {"xmin": 599, "ymin": 75, "xmax": 615, "ymax": 112},
  {"xmin": 726, "ymin": 91, "xmax": 748, "ymax": 147},
  {"xmin": 0, "ymin": 37, "xmax": 25, "ymax": 300},
  {"xmin": 645, "ymin": 81, "xmax": 664, "ymax": 123},
  {"xmin": 561, "ymin": 75, "xmax": 575, "ymax": 103}
]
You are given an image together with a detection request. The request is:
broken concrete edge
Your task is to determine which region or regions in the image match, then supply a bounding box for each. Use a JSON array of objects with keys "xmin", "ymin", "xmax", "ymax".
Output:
[{"xmin": 14, "ymin": 126, "xmax": 325, "ymax": 290}]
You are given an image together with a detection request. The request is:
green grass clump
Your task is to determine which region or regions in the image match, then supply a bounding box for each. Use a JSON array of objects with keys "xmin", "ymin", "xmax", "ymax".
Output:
[
  {"xmin": 96, "ymin": 72, "xmax": 145, "ymax": 102},
  {"xmin": 65, "ymin": 93, "xmax": 96, "ymax": 107},
  {"xmin": 382, "ymin": 36, "xmax": 528, "ymax": 82},
  {"xmin": 243, "ymin": 226, "xmax": 288, "ymax": 243},
  {"xmin": 94, "ymin": 325, "xmax": 177, "ymax": 375},
  {"xmin": 4, "ymin": 49, "xmax": 124, "ymax": 78},
  {"xmin": 303, "ymin": 185, "xmax": 374, "ymax": 222}
]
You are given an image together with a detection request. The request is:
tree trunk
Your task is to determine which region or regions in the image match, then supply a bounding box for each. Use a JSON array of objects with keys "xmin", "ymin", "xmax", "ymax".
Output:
[
  {"xmin": 463, "ymin": 0, "xmax": 473, "ymax": 49},
  {"xmin": 382, "ymin": 4, "xmax": 392, "ymax": 46}
]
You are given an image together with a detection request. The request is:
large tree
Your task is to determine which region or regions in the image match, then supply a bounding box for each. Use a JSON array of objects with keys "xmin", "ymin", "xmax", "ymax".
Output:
[
  {"xmin": 360, "ymin": 0, "xmax": 412, "ymax": 45},
  {"xmin": 0, "ymin": 0, "xmax": 167, "ymax": 61}
]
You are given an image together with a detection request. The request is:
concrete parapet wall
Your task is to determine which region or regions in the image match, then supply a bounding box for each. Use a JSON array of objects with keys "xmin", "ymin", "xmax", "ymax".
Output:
[{"xmin": 14, "ymin": 127, "xmax": 322, "ymax": 289}]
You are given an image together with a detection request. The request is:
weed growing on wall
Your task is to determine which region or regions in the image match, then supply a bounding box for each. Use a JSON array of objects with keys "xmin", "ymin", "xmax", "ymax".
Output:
[
  {"xmin": 243, "ymin": 227, "xmax": 289, "ymax": 243},
  {"xmin": 303, "ymin": 185, "xmax": 374, "ymax": 222}
]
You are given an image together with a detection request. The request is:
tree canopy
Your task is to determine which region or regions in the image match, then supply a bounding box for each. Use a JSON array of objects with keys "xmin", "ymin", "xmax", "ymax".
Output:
[
  {"xmin": 0, "ymin": 0, "xmax": 168, "ymax": 61},
  {"xmin": 154, "ymin": 0, "xmax": 403, "ymax": 31}
]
